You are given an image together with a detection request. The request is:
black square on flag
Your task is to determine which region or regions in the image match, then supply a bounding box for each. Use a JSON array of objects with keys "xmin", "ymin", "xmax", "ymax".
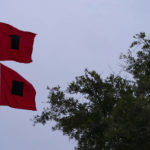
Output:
[
  {"xmin": 10, "ymin": 35, "xmax": 20, "ymax": 49},
  {"xmin": 12, "ymin": 80, "xmax": 24, "ymax": 96}
]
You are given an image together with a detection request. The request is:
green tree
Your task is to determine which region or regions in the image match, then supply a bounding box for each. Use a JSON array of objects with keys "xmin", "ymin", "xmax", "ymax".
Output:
[{"xmin": 33, "ymin": 32, "xmax": 150, "ymax": 150}]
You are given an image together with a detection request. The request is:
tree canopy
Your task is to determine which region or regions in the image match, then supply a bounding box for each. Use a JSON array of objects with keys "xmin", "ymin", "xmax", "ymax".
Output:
[{"xmin": 33, "ymin": 32, "xmax": 150, "ymax": 150}]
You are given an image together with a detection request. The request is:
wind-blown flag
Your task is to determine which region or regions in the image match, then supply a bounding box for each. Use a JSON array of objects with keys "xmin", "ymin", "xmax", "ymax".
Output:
[
  {"xmin": 0, "ymin": 22, "xmax": 36, "ymax": 63},
  {"xmin": 0, "ymin": 63, "xmax": 36, "ymax": 111}
]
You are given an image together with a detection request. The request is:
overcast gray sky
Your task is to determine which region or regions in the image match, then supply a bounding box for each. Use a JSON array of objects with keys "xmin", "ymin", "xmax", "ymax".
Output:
[{"xmin": 0, "ymin": 0, "xmax": 150, "ymax": 149}]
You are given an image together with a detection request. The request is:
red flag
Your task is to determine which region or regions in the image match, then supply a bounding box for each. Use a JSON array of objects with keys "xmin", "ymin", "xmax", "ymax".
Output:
[
  {"xmin": 0, "ymin": 63, "xmax": 36, "ymax": 111},
  {"xmin": 0, "ymin": 22, "xmax": 36, "ymax": 63}
]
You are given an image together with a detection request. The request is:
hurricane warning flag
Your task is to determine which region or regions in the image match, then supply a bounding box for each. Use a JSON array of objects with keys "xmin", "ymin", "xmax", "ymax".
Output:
[
  {"xmin": 0, "ymin": 63, "xmax": 36, "ymax": 111},
  {"xmin": 0, "ymin": 22, "xmax": 36, "ymax": 63}
]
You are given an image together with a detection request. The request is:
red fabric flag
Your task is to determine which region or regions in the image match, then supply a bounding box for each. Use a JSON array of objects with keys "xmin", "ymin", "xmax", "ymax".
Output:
[
  {"xmin": 0, "ymin": 22, "xmax": 36, "ymax": 63},
  {"xmin": 0, "ymin": 63, "xmax": 36, "ymax": 111}
]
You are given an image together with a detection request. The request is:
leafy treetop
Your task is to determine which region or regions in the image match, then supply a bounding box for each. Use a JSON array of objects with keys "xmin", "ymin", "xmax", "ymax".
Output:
[{"xmin": 33, "ymin": 32, "xmax": 150, "ymax": 150}]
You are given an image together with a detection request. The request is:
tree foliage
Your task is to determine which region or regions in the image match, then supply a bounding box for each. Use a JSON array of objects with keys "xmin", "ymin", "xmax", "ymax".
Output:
[{"xmin": 33, "ymin": 32, "xmax": 150, "ymax": 150}]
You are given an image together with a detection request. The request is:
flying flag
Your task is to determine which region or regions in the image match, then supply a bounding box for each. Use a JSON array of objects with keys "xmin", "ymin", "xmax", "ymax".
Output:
[
  {"xmin": 0, "ymin": 22, "xmax": 36, "ymax": 63},
  {"xmin": 0, "ymin": 63, "xmax": 36, "ymax": 111}
]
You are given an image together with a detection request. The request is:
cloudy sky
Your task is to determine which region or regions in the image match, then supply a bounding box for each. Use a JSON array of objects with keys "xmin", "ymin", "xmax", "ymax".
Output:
[{"xmin": 0, "ymin": 0, "xmax": 150, "ymax": 149}]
